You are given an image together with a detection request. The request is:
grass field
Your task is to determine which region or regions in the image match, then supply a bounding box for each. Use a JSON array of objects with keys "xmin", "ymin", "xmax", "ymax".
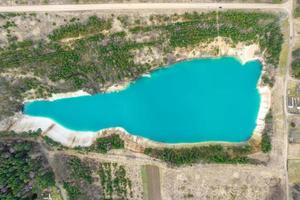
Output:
[
  {"xmin": 141, "ymin": 165, "xmax": 161, "ymax": 200},
  {"xmin": 279, "ymin": 19, "xmax": 289, "ymax": 74},
  {"xmin": 288, "ymin": 160, "xmax": 300, "ymax": 184}
]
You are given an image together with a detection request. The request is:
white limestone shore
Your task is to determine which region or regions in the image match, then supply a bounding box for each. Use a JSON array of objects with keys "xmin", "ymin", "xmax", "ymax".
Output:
[
  {"xmin": 0, "ymin": 42, "xmax": 271, "ymax": 147},
  {"xmin": 253, "ymin": 86, "xmax": 271, "ymax": 138},
  {"xmin": 24, "ymin": 90, "xmax": 90, "ymax": 103}
]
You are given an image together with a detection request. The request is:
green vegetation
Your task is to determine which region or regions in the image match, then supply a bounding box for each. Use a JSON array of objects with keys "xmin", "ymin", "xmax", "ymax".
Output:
[
  {"xmin": 43, "ymin": 135, "xmax": 66, "ymax": 150},
  {"xmin": 291, "ymin": 48, "xmax": 300, "ymax": 79},
  {"xmin": 144, "ymin": 145, "xmax": 252, "ymax": 166},
  {"xmin": 63, "ymin": 182, "xmax": 81, "ymax": 200},
  {"xmin": 76, "ymin": 134, "xmax": 124, "ymax": 153},
  {"xmin": 295, "ymin": 6, "xmax": 300, "ymax": 18},
  {"xmin": 0, "ymin": 140, "xmax": 55, "ymax": 200},
  {"xmin": 49, "ymin": 16, "xmax": 112, "ymax": 41},
  {"xmin": 293, "ymin": 48, "xmax": 300, "ymax": 58},
  {"xmin": 98, "ymin": 162, "xmax": 133, "ymax": 200},
  {"xmin": 262, "ymin": 74, "xmax": 275, "ymax": 88},
  {"xmin": 68, "ymin": 157, "xmax": 92, "ymax": 183},
  {"xmin": 0, "ymin": 11, "xmax": 283, "ymax": 123},
  {"xmin": 61, "ymin": 156, "xmax": 96, "ymax": 200},
  {"xmin": 61, "ymin": 156, "xmax": 133, "ymax": 200},
  {"xmin": 261, "ymin": 133, "xmax": 272, "ymax": 153},
  {"xmin": 141, "ymin": 166, "xmax": 149, "ymax": 200},
  {"xmin": 0, "ymin": 129, "xmax": 42, "ymax": 138},
  {"xmin": 291, "ymin": 59, "xmax": 300, "ymax": 79},
  {"xmin": 272, "ymin": 0, "xmax": 282, "ymax": 3},
  {"xmin": 261, "ymin": 110, "xmax": 272, "ymax": 153}
]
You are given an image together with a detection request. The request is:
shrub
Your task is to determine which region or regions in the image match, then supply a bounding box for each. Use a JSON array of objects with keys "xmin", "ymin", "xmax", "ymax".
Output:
[
  {"xmin": 63, "ymin": 182, "xmax": 81, "ymax": 200},
  {"xmin": 261, "ymin": 133, "xmax": 272, "ymax": 153},
  {"xmin": 295, "ymin": 6, "xmax": 300, "ymax": 18},
  {"xmin": 90, "ymin": 134, "xmax": 124, "ymax": 153},
  {"xmin": 291, "ymin": 59, "xmax": 300, "ymax": 79}
]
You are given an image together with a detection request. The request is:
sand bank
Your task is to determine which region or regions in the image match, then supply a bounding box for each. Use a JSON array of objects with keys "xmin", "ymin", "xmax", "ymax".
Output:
[
  {"xmin": 174, "ymin": 37, "xmax": 260, "ymax": 65},
  {"xmin": 252, "ymin": 86, "xmax": 271, "ymax": 136},
  {"xmin": 0, "ymin": 114, "xmax": 99, "ymax": 147},
  {"xmin": 24, "ymin": 90, "xmax": 90, "ymax": 103}
]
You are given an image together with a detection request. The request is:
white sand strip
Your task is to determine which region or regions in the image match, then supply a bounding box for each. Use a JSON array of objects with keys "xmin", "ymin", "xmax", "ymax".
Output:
[
  {"xmin": 24, "ymin": 90, "xmax": 90, "ymax": 103},
  {"xmin": 253, "ymin": 86, "xmax": 271, "ymax": 137},
  {"xmin": 8, "ymin": 115, "xmax": 99, "ymax": 147}
]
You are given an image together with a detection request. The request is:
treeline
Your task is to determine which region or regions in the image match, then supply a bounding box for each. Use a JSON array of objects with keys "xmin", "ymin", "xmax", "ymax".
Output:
[
  {"xmin": 129, "ymin": 11, "xmax": 283, "ymax": 66},
  {"xmin": 0, "ymin": 129, "xmax": 42, "ymax": 138},
  {"xmin": 261, "ymin": 110, "xmax": 273, "ymax": 153},
  {"xmin": 49, "ymin": 16, "xmax": 112, "ymax": 41},
  {"xmin": 291, "ymin": 48, "xmax": 300, "ymax": 79},
  {"xmin": 144, "ymin": 144, "xmax": 252, "ymax": 166}
]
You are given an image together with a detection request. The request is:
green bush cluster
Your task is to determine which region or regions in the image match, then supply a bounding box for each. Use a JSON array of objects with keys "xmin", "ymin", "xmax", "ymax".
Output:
[
  {"xmin": 144, "ymin": 145, "xmax": 252, "ymax": 166},
  {"xmin": 295, "ymin": 6, "xmax": 300, "ymax": 18},
  {"xmin": 293, "ymin": 48, "xmax": 300, "ymax": 58},
  {"xmin": 261, "ymin": 133, "xmax": 272, "ymax": 153},
  {"xmin": 0, "ymin": 129, "xmax": 42, "ymax": 138},
  {"xmin": 82, "ymin": 134, "xmax": 125, "ymax": 153},
  {"xmin": 0, "ymin": 140, "xmax": 55, "ymax": 200},
  {"xmin": 291, "ymin": 59, "xmax": 300, "ymax": 79},
  {"xmin": 68, "ymin": 157, "xmax": 93, "ymax": 184},
  {"xmin": 63, "ymin": 182, "xmax": 81, "ymax": 200},
  {"xmin": 49, "ymin": 16, "xmax": 112, "ymax": 41},
  {"xmin": 98, "ymin": 162, "xmax": 133, "ymax": 200},
  {"xmin": 43, "ymin": 135, "xmax": 66, "ymax": 150},
  {"xmin": 261, "ymin": 110, "xmax": 272, "ymax": 153},
  {"xmin": 262, "ymin": 74, "xmax": 274, "ymax": 88}
]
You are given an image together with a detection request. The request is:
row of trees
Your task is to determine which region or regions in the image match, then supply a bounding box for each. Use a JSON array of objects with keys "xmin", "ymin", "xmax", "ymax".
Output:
[
  {"xmin": 49, "ymin": 16, "xmax": 112, "ymax": 41},
  {"xmin": 144, "ymin": 144, "xmax": 252, "ymax": 166}
]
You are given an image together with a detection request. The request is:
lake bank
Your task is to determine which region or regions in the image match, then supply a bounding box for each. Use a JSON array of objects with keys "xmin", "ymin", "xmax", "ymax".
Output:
[
  {"xmin": 0, "ymin": 84, "xmax": 270, "ymax": 149},
  {"xmin": 0, "ymin": 41, "xmax": 271, "ymax": 148},
  {"xmin": 22, "ymin": 57, "xmax": 264, "ymax": 145}
]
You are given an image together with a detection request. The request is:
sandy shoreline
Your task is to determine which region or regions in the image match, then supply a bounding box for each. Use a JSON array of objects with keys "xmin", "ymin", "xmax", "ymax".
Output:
[
  {"xmin": 0, "ymin": 41, "xmax": 271, "ymax": 148},
  {"xmin": 24, "ymin": 90, "xmax": 90, "ymax": 103}
]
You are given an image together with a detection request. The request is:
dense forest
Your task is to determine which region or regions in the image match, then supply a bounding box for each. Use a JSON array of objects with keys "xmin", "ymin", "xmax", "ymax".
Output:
[
  {"xmin": 0, "ymin": 140, "xmax": 55, "ymax": 200},
  {"xmin": 0, "ymin": 11, "xmax": 283, "ymax": 121},
  {"xmin": 56, "ymin": 155, "xmax": 135, "ymax": 200}
]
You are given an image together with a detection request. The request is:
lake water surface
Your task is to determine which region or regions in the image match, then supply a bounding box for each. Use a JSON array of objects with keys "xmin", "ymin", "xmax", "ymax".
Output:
[{"xmin": 24, "ymin": 57, "xmax": 262, "ymax": 143}]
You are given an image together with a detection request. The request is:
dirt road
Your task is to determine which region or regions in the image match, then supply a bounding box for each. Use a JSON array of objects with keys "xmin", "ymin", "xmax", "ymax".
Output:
[{"xmin": 0, "ymin": 2, "xmax": 291, "ymax": 12}]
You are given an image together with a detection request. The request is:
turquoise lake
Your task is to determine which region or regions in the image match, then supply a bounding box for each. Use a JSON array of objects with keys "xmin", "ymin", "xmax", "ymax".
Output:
[{"xmin": 24, "ymin": 57, "xmax": 262, "ymax": 143}]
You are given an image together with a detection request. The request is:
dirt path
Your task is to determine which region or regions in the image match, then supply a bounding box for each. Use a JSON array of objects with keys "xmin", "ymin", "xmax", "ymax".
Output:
[
  {"xmin": 0, "ymin": 2, "xmax": 292, "ymax": 13},
  {"xmin": 142, "ymin": 165, "xmax": 162, "ymax": 200}
]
